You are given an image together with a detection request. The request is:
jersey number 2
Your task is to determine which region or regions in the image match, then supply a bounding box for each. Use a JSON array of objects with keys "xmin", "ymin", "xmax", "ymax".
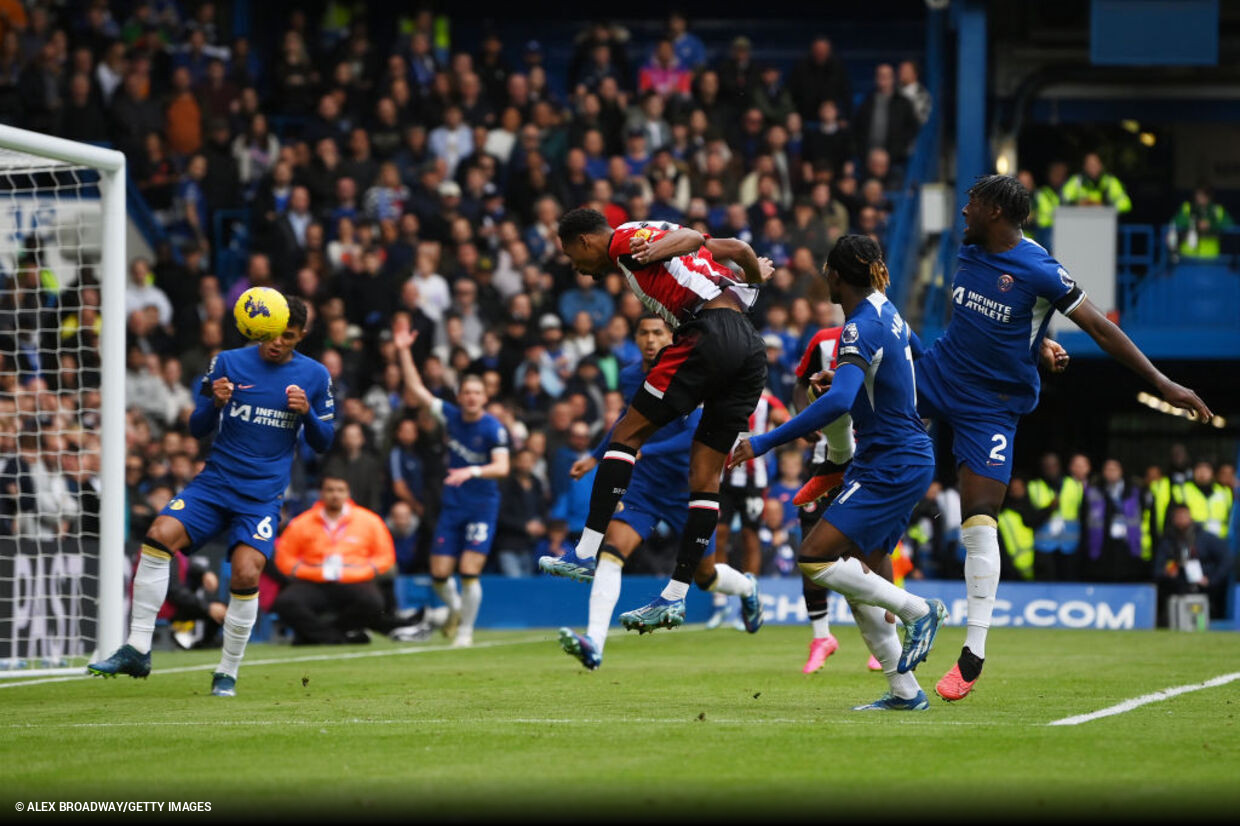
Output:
[{"xmin": 989, "ymin": 434, "xmax": 1008, "ymax": 463}]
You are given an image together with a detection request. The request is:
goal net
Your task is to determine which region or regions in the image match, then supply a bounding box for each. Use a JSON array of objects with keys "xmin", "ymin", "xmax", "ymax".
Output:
[{"xmin": 0, "ymin": 126, "xmax": 126, "ymax": 677}]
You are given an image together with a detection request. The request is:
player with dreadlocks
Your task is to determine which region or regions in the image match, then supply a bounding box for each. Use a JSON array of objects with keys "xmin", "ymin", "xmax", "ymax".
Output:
[{"xmin": 731, "ymin": 235, "xmax": 947, "ymax": 711}]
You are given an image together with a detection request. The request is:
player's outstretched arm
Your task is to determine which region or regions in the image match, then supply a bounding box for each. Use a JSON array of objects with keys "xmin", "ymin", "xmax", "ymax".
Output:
[
  {"xmin": 630, "ymin": 227, "xmax": 704, "ymax": 264},
  {"xmin": 729, "ymin": 364, "xmax": 865, "ymax": 469},
  {"xmin": 705, "ymin": 237, "xmax": 774, "ymax": 284},
  {"xmin": 393, "ymin": 323, "xmax": 437, "ymax": 410},
  {"xmin": 1067, "ymin": 298, "xmax": 1212, "ymax": 422}
]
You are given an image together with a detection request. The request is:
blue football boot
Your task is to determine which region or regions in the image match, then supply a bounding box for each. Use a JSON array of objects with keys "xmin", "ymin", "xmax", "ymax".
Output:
[
  {"xmin": 618, "ymin": 596, "xmax": 685, "ymax": 634},
  {"xmin": 851, "ymin": 690, "xmax": 930, "ymax": 711},
  {"xmin": 210, "ymin": 672, "xmax": 237, "ymax": 697},
  {"xmin": 558, "ymin": 628, "xmax": 602, "ymax": 671},
  {"xmin": 538, "ymin": 548, "xmax": 596, "ymax": 582},
  {"xmin": 738, "ymin": 573, "xmax": 764, "ymax": 634},
  {"xmin": 87, "ymin": 644, "xmax": 151, "ymax": 679},
  {"xmin": 898, "ymin": 598, "xmax": 948, "ymax": 674}
]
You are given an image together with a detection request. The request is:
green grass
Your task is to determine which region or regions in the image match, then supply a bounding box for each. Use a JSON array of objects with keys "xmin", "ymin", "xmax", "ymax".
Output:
[{"xmin": 3, "ymin": 625, "xmax": 1240, "ymax": 821}]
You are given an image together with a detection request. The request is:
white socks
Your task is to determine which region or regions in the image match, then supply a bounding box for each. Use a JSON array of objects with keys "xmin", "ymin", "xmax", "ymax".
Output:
[
  {"xmin": 824, "ymin": 414, "xmax": 855, "ymax": 464},
  {"xmin": 216, "ymin": 593, "xmax": 258, "ymax": 679},
  {"xmin": 707, "ymin": 563, "xmax": 753, "ymax": 597},
  {"xmin": 962, "ymin": 516, "xmax": 1000, "ymax": 660},
  {"xmin": 851, "ymin": 601, "xmax": 921, "ymax": 700},
  {"xmin": 459, "ymin": 577, "xmax": 482, "ymax": 637},
  {"xmin": 576, "ymin": 528, "xmax": 603, "ymax": 560},
  {"xmin": 800, "ymin": 556, "xmax": 928, "ymax": 624},
  {"xmin": 127, "ymin": 548, "xmax": 171, "ymax": 654},
  {"xmin": 587, "ymin": 556, "xmax": 623, "ymax": 651},
  {"xmin": 810, "ymin": 615, "xmax": 831, "ymax": 639},
  {"xmin": 660, "ymin": 580, "xmax": 689, "ymax": 601},
  {"xmin": 433, "ymin": 577, "xmax": 462, "ymax": 614}
]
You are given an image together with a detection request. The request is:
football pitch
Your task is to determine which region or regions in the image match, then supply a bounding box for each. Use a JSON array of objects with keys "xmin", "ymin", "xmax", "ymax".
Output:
[{"xmin": 4, "ymin": 625, "xmax": 1239, "ymax": 821}]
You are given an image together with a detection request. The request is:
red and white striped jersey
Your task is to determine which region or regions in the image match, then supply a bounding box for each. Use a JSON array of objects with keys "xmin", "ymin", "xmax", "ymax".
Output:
[
  {"xmin": 796, "ymin": 326, "xmax": 844, "ymax": 382},
  {"xmin": 608, "ymin": 221, "xmax": 758, "ymax": 328},
  {"xmin": 796, "ymin": 326, "xmax": 844, "ymax": 465},
  {"xmin": 726, "ymin": 390, "xmax": 788, "ymax": 488}
]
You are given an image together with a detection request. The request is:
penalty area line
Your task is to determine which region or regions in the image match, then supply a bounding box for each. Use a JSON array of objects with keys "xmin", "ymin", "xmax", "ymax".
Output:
[{"xmin": 1047, "ymin": 671, "xmax": 1240, "ymax": 726}]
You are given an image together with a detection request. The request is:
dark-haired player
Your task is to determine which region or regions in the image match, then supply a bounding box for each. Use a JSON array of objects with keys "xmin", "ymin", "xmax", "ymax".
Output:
[
  {"xmin": 555, "ymin": 208, "xmax": 772, "ymax": 631},
  {"xmin": 920, "ymin": 175, "xmax": 1211, "ymax": 701},
  {"xmin": 731, "ymin": 236, "xmax": 946, "ymax": 711},
  {"xmin": 394, "ymin": 319, "xmax": 509, "ymax": 649},
  {"xmin": 90, "ymin": 297, "xmax": 336, "ymax": 696},
  {"xmin": 545, "ymin": 314, "xmax": 762, "ymax": 671}
]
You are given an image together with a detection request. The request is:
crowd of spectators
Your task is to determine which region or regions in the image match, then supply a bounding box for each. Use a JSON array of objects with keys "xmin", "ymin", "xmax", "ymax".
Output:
[
  {"xmin": 0, "ymin": 4, "xmax": 1231, "ymax": 622},
  {"xmin": 897, "ymin": 446, "xmax": 1235, "ymax": 622},
  {"xmin": 1, "ymin": 3, "xmax": 933, "ymax": 570}
]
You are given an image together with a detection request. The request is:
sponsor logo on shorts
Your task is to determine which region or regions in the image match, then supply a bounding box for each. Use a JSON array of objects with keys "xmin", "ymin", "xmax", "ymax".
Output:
[{"xmin": 997, "ymin": 274, "xmax": 1014, "ymax": 292}]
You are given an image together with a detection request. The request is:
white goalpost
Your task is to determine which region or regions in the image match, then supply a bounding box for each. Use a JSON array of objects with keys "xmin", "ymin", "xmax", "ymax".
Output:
[{"xmin": 0, "ymin": 124, "xmax": 125, "ymax": 677}]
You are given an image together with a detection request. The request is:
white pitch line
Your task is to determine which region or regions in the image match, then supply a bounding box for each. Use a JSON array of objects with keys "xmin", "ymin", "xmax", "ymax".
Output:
[
  {"xmin": 1047, "ymin": 671, "xmax": 1240, "ymax": 726},
  {"xmin": 0, "ymin": 634, "xmax": 553, "ymax": 690}
]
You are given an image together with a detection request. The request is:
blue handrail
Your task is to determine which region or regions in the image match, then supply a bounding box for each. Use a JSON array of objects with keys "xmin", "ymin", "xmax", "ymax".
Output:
[{"xmin": 884, "ymin": 102, "xmax": 941, "ymax": 310}]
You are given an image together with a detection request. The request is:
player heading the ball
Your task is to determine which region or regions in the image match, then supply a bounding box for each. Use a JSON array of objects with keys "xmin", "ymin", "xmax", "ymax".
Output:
[{"xmin": 89, "ymin": 295, "xmax": 335, "ymax": 696}]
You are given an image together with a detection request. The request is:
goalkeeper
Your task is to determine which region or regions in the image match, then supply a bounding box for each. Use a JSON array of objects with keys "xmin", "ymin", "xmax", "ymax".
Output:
[{"xmin": 90, "ymin": 296, "xmax": 335, "ymax": 696}]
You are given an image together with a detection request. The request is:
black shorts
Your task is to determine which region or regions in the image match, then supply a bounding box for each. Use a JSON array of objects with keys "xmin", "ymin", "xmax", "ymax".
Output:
[
  {"xmin": 719, "ymin": 483, "xmax": 765, "ymax": 531},
  {"xmin": 631, "ymin": 308, "xmax": 767, "ymax": 453}
]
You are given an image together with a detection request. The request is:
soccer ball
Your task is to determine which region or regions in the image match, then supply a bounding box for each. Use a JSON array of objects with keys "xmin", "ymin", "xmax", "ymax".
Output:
[{"xmin": 234, "ymin": 287, "xmax": 289, "ymax": 341}]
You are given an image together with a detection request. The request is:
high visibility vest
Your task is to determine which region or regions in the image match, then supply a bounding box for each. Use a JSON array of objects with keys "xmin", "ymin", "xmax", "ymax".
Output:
[
  {"xmin": 1139, "ymin": 503, "xmax": 1153, "ymax": 561},
  {"xmin": 1062, "ymin": 173, "xmax": 1132, "ymax": 213},
  {"xmin": 1028, "ymin": 477, "xmax": 1083, "ymax": 553},
  {"xmin": 997, "ymin": 508, "xmax": 1034, "ymax": 580},
  {"xmin": 1177, "ymin": 482, "xmax": 1233, "ymax": 540},
  {"xmin": 1150, "ymin": 477, "xmax": 1172, "ymax": 536},
  {"xmin": 891, "ymin": 541, "xmax": 913, "ymax": 588},
  {"xmin": 1035, "ymin": 186, "xmax": 1060, "ymax": 228},
  {"xmin": 1172, "ymin": 202, "xmax": 1233, "ymax": 258}
]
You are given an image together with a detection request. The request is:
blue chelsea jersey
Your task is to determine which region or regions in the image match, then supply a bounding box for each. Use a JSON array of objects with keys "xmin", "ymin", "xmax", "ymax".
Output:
[
  {"xmin": 433, "ymin": 398, "xmax": 508, "ymax": 506},
  {"xmin": 836, "ymin": 293, "xmax": 934, "ymax": 470},
  {"xmin": 197, "ymin": 346, "xmax": 335, "ymax": 501},
  {"xmin": 930, "ymin": 236, "xmax": 1085, "ymax": 414}
]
